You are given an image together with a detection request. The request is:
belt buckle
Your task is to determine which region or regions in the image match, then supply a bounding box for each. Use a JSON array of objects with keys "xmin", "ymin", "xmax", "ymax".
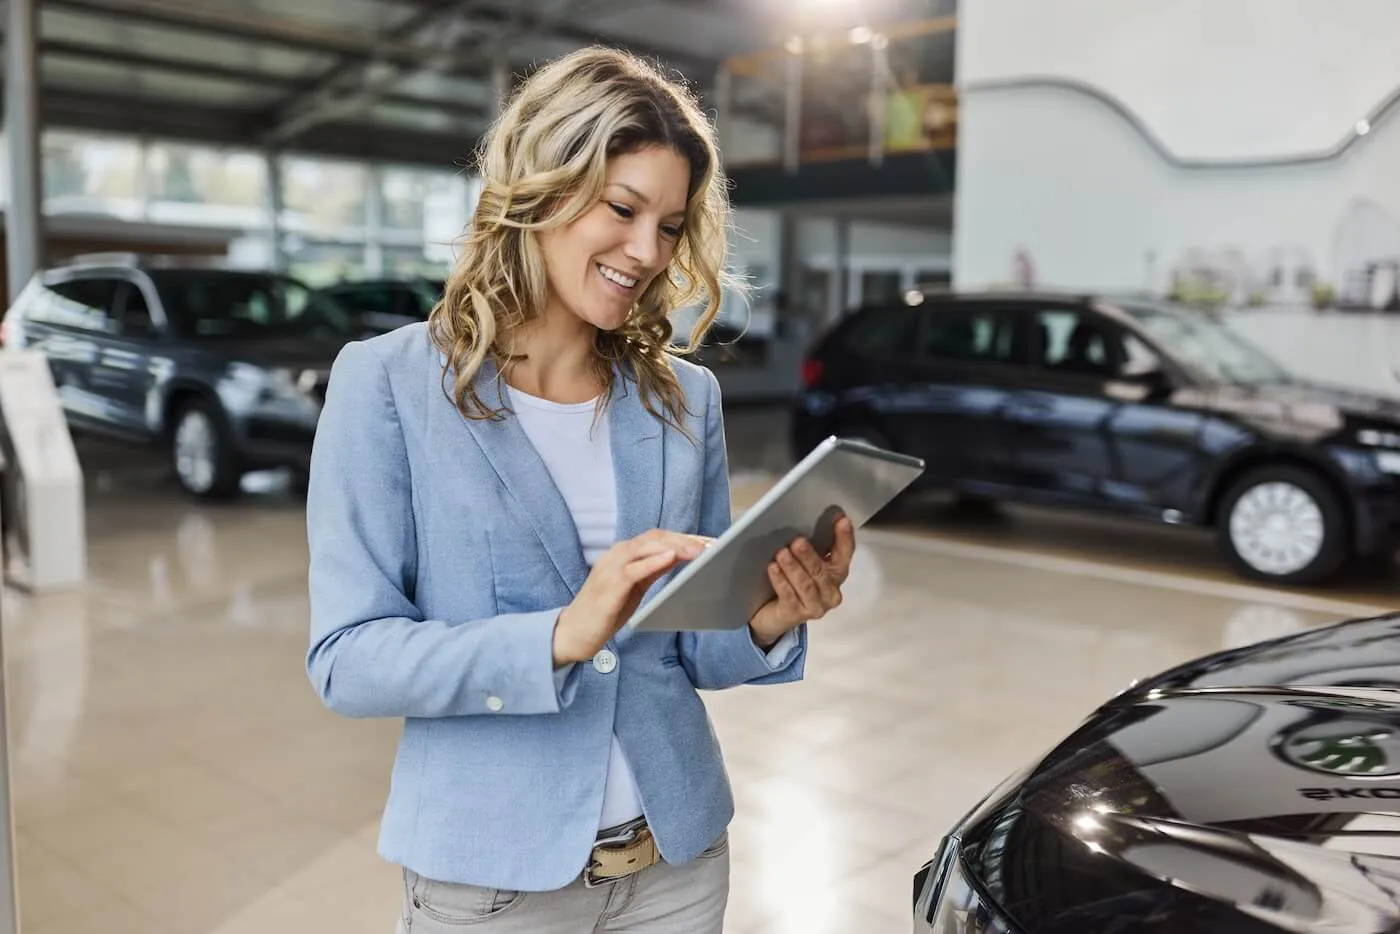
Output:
[{"xmin": 584, "ymin": 819, "xmax": 652, "ymax": 889}]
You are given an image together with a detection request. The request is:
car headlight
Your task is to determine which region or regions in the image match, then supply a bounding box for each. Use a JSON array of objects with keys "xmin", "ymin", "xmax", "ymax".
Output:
[
  {"xmin": 220, "ymin": 364, "xmax": 311, "ymax": 407},
  {"xmin": 915, "ymin": 838, "xmax": 1014, "ymax": 933}
]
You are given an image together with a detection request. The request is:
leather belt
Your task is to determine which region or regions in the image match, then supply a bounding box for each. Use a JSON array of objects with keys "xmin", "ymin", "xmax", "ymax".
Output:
[{"xmin": 585, "ymin": 818, "xmax": 660, "ymax": 888}]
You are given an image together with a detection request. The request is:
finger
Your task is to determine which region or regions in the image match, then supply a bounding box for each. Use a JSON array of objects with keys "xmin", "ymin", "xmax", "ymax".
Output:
[
  {"xmin": 777, "ymin": 548, "xmax": 826, "ymax": 618},
  {"xmin": 790, "ymin": 538, "xmax": 840, "ymax": 606},
  {"xmin": 827, "ymin": 516, "xmax": 857, "ymax": 582},
  {"xmin": 767, "ymin": 561, "xmax": 801, "ymax": 617},
  {"xmin": 623, "ymin": 549, "xmax": 677, "ymax": 584},
  {"xmin": 632, "ymin": 531, "xmax": 708, "ymax": 560}
]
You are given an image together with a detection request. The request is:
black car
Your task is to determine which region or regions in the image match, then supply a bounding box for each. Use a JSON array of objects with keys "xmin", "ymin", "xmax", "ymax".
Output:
[
  {"xmin": 1, "ymin": 255, "xmax": 355, "ymax": 499},
  {"xmin": 313, "ymin": 277, "xmax": 444, "ymax": 335},
  {"xmin": 914, "ymin": 611, "xmax": 1400, "ymax": 933},
  {"xmin": 792, "ymin": 291, "xmax": 1400, "ymax": 585}
]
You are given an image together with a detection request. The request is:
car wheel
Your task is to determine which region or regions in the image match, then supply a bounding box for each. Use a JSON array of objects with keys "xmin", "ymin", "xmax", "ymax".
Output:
[
  {"xmin": 171, "ymin": 399, "xmax": 243, "ymax": 500},
  {"xmin": 1217, "ymin": 466, "xmax": 1350, "ymax": 585}
]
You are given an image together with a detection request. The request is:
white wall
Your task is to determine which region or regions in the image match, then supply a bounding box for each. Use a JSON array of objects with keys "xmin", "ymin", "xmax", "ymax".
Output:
[{"xmin": 955, "ymin": 0, "xmax": 1400, "ymax": 307}]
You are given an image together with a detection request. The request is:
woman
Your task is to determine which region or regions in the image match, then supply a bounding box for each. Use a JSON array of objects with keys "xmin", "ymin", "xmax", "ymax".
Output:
[{"xmin": 305, "ymin": 46, "xmax": 856, "ymax": 933}]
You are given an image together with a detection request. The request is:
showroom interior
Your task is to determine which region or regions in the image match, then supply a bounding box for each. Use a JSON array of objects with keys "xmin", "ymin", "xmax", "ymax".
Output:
[{"xmin": 5, "ymin": 0, "xmax": 1400, "ymax": 931}]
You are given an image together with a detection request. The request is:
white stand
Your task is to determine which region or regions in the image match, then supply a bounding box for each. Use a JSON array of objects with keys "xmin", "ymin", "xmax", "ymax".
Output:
[{"xmin": 0, "ymin": 351, "xmax": 85, "ymax": 592}]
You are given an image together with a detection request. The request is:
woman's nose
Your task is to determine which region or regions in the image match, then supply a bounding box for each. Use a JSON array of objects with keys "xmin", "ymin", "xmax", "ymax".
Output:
[{"xmin": 625, "ymin": 230, "xmax": 661, "ymax": 269}]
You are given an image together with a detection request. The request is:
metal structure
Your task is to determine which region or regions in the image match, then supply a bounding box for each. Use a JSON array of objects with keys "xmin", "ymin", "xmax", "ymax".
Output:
[{"xmin": 21, "ymin": 0, "xmax": 767, "ymax": 168}]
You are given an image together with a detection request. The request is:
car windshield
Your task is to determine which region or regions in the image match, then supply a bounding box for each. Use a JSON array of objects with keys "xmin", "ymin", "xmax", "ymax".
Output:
[
  {"xmin": 1117, "ymin": 300, "xmax": 1295, "ymax": 385},
  {"xmin": 149, "ymin": 270, "xmax": 354, "ymax": 342}
]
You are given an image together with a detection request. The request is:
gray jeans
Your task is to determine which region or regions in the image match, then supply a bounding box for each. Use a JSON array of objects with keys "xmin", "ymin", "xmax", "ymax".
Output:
[{"xmin": 396, "ymin": 832, "xmax": 729, "ymax": 933}]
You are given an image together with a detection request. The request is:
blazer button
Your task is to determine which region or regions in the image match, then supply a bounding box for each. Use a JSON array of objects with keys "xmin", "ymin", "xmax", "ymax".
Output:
[
  {"xmin": 592, "ymin": 650, "xmax": 618, "ymax": 674},
  {"xmin": 486, "ymin": 695, "xmax": 504, "ymax": 712}
]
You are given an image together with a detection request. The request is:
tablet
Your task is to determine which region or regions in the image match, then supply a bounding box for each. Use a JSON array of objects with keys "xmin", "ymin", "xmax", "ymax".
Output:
[{"xmin": 626, "ymin": 436, "xmax": 926, "ymax": 633}]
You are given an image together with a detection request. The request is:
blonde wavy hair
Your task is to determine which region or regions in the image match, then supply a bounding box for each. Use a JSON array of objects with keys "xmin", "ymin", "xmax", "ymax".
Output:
[{"xmin": 429, "ymin": 45, "xmax": 736, "ymax": 434}]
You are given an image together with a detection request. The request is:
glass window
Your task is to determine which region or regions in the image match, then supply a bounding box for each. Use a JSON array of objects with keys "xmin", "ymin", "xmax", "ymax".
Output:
[
  {"xmin": 918, "ymin": 307, "xmax": 1014, "ymax": 363},
  {"xmin": 326, "ymin": 282, "xmax": 433, "ymax": 320},
  {"xmin": 280, "ymin": 157, "xmax": 370, "ymax": 235},
  {"xmin": 1119, "ymin": 300, "xmax": 1293, "ymax": 385},
  {"xmin": 845, "ymin": 308, "xmax": 921, "ymax": 357},
  {"xmin": 43, "ymin": 131, "xmax": 142, "ymax": 214},
  {"xmin": 283, "ymin": 239, "xmax": 367, "ymax": 288},
  {"xmin": 45, "ymin": 278, "xmax": 122, "ymax": 332},
  {"xmin": 1031, "ymin": 309, "xmax": 1124, "ymax": 376},
  {"xmin": 144, "ymin": 143, "xmax": 270, "ymax": 229},
  {"xmin": 860, "ymin": 270, "xmax": 904, "ymax": 306},
  {"xmin": 114, "ymin": 282, "xmax": 158, "ymax": 338},
  {"xmin": 146, "ymin": 270, "xmax": 352, "ymax": 342}
]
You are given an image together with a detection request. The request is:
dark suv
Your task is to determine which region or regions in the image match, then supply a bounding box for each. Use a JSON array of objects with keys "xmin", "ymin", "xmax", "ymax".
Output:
[
  {"xmin": 1, "ymin": 255, "xmax": 353, "ymax": 499},
  {"xmin": 793, "ymin": 290, "xmax": 1400, "ymax": 586}
]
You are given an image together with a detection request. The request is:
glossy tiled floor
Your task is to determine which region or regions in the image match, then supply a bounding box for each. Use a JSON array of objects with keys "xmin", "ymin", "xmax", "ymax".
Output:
[{"xmin": 2, "ymin": 430, "xmax": 1398, "ymax": 934}]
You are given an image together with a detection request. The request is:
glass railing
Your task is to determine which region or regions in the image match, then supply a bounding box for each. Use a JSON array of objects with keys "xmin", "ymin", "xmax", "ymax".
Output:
[{"xmin": 716, "ymin": 17, "xmax": 957, "ymax": 169}]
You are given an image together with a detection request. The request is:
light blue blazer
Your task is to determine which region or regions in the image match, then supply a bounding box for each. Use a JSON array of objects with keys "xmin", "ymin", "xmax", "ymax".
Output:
[{"xmin": 304, "ymin": 322, "xmax": 807, "ymax": 892}]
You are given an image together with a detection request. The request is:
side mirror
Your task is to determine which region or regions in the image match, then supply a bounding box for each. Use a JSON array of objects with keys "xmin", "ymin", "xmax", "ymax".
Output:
[{"xmin": 1106, "ymin": 364, "xmax": 1173, "ymax": 401}]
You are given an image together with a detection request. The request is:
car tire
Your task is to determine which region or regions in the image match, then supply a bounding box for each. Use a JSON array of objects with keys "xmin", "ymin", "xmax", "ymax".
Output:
[
  {"xmin": 1217, "ymin": 465, "xmax": 1350, "ymax": 585},
  {"xmin": 170, "ymin": 399, "xmax": 243, "ymax": 500}
]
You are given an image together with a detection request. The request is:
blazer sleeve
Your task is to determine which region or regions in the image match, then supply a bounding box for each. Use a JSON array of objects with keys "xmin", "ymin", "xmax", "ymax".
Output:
[
  {"xmin": 677, "ymin": 367, "xmax": 808, "ymax": 691},
  {"xmin": 305, "ymin": 340, "xmax": 582, "ymax": 719}
]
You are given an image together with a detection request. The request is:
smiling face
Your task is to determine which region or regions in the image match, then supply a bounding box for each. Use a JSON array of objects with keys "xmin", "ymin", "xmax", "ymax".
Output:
[{"xmin": 537, "ymin": 144, "xmax": 691, "ymax": 334}]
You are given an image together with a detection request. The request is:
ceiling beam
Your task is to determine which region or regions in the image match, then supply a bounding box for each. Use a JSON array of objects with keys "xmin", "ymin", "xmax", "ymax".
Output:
[
  {"xmin": 255, "ymin": 0, "xmax": 494, "ymax": 145},
  {"xmin": 373, "ymin": 0, "xmax": 725, "ymax": 79},
  {"xmin": 36, "ymin": 38, "xmax": 489, "ymax": 121},
  {"xmin": 43, "ymin": 0, "xmax": 476, "ymax": 69}
]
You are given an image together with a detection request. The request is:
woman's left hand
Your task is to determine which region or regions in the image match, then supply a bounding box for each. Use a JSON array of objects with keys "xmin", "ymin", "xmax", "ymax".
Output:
[{"xmin": 748, "ymin": 514, "xmax": 857, "ymax": 648}]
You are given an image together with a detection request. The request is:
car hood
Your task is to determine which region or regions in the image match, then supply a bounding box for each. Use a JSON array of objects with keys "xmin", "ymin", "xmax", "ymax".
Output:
[
  {"xmin": 1198, "ymin": 381, "xmax": 1400, "ymax": 438},
  {"xmin": 954, "ymin": 614, "xmax": 1400, "ymax": 933}
]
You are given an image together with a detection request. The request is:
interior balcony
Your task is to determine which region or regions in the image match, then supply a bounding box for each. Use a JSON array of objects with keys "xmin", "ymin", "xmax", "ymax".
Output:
[{"xmin": 715, "ymin": 16, "xmax": 957, "ymax": 206}]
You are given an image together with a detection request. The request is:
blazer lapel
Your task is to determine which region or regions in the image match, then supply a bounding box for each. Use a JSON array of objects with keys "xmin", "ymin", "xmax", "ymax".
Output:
[
  {"xmin": 608, "ymin": 366, "xmax": 664, "ymax": 543},
  {"xmin": 447, "ymin": 355, "xmax": 590, "ymax": 595}
]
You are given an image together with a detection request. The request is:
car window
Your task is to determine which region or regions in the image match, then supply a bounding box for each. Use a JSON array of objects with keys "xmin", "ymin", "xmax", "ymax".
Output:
[
  {"xmin": 148, "ymin": 270, "xmax": 353, "ymax": 341},
  {"xmin": 1031, "ymin": 309, "xmax": 1126, "ymax": 376},
  {"xmin": 1121, "ymin": 332, "xmax": 1162, "ymax": 376},
  {"xmin": 43, "ymin": 277, "xmax": 123, "ymax": 333},
  {"xmin": 329, "ymin": 283, "xmax": 431, "ymax": 319},
  {"xmin": 843, "ymin": 308, "xmax": 921, "ymax": 357},
  {"xmin": 917, "ymin": 306, "xmax": 1016, "ymax": 363},
  {"xmin": 113, "ymin": 282, "xmax": 158, "ymax": 338}
]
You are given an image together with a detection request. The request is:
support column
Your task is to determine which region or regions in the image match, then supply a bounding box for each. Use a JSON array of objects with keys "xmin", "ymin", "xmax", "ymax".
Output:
[
  {"xmin": 783, "ymin": 40, "xmax": 803, "ymax": 173},
  {"xmin": 829, "ymin": 216, "xmax": 850, "ymax": 324},
  {"xmin": 265, "ymin": 150, "xmax": 286, "ymax": 272},
  {"xmin": 6, "ymin": 0, "xmax": 43, "ymax": 304}
]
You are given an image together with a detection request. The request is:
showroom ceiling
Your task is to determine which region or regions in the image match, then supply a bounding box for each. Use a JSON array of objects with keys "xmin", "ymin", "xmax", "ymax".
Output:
[{"xmin": 21, "ymin": 0, "xmax": 952, "ymax": 168}]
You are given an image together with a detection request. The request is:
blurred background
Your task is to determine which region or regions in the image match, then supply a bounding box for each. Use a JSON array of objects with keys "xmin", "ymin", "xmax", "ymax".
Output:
[{"xmin": 4, "ymin": 1, "xmax": 1400, "ymax": 933}]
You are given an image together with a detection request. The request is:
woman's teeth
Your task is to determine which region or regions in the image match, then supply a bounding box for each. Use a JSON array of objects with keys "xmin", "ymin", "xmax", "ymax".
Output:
[{"xmin": 598, "ymin": 264, "xmax": 638, "ymax": 289}]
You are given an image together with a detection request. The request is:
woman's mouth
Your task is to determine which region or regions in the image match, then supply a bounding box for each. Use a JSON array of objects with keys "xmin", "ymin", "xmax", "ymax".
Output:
[{"xmin": 598, "ymin": 263, "xmax": 639, "ymax": 295}]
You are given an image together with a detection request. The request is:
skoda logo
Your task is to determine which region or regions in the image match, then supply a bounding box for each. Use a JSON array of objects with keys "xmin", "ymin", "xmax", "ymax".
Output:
[{"xmin": 1274, "ymin": 720, "xmax": 1400, "ymax": 778}]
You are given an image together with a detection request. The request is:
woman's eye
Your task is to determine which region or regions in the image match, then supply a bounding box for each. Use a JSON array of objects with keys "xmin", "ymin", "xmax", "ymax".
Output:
[
  {"xmin": 661, "ymin": 225, "xmax": 682, "ymax": 239},
  {"xmin": 609, "ymin": 203, "xmax": 634, "ymax": 219}
]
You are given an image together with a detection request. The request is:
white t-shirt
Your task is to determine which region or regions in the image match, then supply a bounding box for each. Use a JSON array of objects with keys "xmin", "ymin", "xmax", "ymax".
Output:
[{"xmin": 509, "ymin": 386, "xmax": 645, "ymax": 830}]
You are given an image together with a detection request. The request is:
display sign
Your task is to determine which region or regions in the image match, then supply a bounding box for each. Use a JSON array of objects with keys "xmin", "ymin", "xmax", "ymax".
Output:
[{"xmin": 0, "ymin": 350, "xmax": 85, "ymax": 591}]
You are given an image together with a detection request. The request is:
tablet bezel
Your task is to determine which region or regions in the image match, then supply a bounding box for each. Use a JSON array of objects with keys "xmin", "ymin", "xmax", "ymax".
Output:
[{"xmin": 624, "ymin": 435, "xmax": 925, "ymax": 633}]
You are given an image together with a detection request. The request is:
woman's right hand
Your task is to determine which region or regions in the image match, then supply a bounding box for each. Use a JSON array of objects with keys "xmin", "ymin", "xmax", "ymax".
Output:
[{"xmin": 552, "ymin": 530, "xmax": 710, "ymax": 667}]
